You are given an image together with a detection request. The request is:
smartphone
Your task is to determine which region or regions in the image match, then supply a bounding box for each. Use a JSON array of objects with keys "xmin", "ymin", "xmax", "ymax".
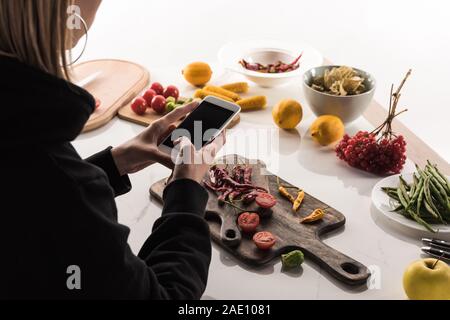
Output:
[{"xmin": 158, "ymin": 96, "xmax": 241, "ymax": 154}]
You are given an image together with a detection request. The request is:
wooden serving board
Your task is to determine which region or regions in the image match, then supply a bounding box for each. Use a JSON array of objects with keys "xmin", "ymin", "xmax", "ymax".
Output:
[
  {"xmin": 72, "ymin": 59, "xmax": 150, "ymax": 132},
  {"xmin": 150, "ymin": 154, "xmax": 371, "ymax": 286},
  {"xmin": 118, "ymin": 98, "xmax": 241, "ymax": 129}
]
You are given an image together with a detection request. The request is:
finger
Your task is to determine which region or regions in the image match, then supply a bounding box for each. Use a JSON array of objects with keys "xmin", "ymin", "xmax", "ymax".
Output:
[
  {"xmin": 202, "ymin": 142, "xmax": 219, "ymax": 165},
  {"xmin": 176, "ymin": 137, "xmax": 195, "ymax": 165},
  {"xmin": 220, "ymin": 130, "xmax": 227, "ymax": 146},
  {"xmin": 202, "ymin": 132, "xmax": 226, "ymax": 165},
  {"xmin": 165, "ymin": 171, "xmax": 175, "ymax": 185},
  {"xmin": 209, "ymin": 131, "xmax": 227, "ymax": 152},
  {"xmin": 157, "ymin": 124, "xmax": 177, "ymax": 145},
  {"xmin": 179, "ymin": 136, "xmax": 194, "ymax": 153},
  {"xmin": 153, "ymin": 150, "xmax": 175, "ymax": 170},
  {"xmin": 173, "ymin": 136, "xmax": 184, "ymax": 146},
  {"xmin": 157, "ymin": 101, "xmax": 199, "ymax": 128}
]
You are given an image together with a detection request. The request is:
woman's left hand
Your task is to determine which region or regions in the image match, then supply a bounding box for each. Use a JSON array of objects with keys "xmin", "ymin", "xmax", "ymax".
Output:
[{"xmin": 111, "ymin": 101, "xmax": 199, "ymax": 176}]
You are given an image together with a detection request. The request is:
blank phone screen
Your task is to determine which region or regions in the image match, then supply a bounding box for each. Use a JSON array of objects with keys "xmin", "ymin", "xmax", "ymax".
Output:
[{"xmin": 161, "ymin": 101, "xmax": 235, "ymax": 150}]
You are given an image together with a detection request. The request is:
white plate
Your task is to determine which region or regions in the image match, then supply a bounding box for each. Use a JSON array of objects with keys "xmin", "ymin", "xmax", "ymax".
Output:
[
  {"xmin": 372, "ymin": 174, "xmax": 450, "ymax": 234},
  {"xmin": 218, "ymin": 39, "xmax": 323, "ymax": 87}
]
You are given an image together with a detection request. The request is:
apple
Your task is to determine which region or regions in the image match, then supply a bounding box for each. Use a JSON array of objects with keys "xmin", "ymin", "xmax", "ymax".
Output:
[
  {"xmin": 403, "ymin": 259, "xmax": 450, "ymax": 300},
  {"xmin": 151, "ymin": 95, "xmax": 166, "ymax": 114},
  {"xmin": 150, "ymin": 82, "xmax": 164, "ymax": 96}
]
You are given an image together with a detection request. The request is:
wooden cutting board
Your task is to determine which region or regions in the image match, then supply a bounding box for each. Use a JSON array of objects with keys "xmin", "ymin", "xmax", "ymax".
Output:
[
  {"xmin": 118, "ymin": 99, "xmax": 241, "ymax": 129},
  {"xmin": 150, "ymin": 154, "xmax": 371, "ymax": 286},
  {"xmin": 72, "ymin": 59, "xmax": 150, "ymax": 132}
]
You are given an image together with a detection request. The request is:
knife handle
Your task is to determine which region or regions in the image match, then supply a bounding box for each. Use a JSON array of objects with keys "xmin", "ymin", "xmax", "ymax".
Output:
[
  {"xmin": 422, "ymin": 247, "xmax": 450, "ymax": 261},
  {"xmin": 422, "ymin": 238, "xmax": 450, "ymax": 250}
]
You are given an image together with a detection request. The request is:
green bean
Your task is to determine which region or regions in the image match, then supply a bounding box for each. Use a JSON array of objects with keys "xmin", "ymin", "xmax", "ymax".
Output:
[
  {"xmin": 429, "ymin": 179, "xmax": 444, "ymax": 201},
  {"xmin": 399, "ymin": 176, "xmax": 411, "ymax": 191},
  {"xmin": 399, "ymin": 178, "xmax": 411, "ymax": 202},
  {"xmin": 394, "ymin": 179, "xmax": 435, "ymax": 232},
  {"xmin": 397, "ymin": 188, "xmax": 409, "ymax": 208},
  {"xmin": 427, "ymin": 161, "xmax": 450, "ymax": 194},
  {"xmin": 387, "ymin": 191, "xmax": 400, "ymax": 201},
  {"xmin": 418, "ymin": 207, "xmax": 436, "ymax": 220},
  {"xmin": 391, "ymin": 205, "xmax": 404, "ymax": 212},
  {"xmin": 410, "ymin": 174, "xmax": 419, "ymax": 196},
  {"xmin": 423, "ymin": 201, "xmax": 441, "ymax": 221},
  {"xmin": 415, "ymin": 164, "xmax": 427, "ymax": 179},
  {"xmin": 431, "ymin": 177, "xmax": 450, "ymax": 211},
  {"xmin": 416, "ymin": 185, "xmax": 425, "ymax": 217},
  {"xmin": 426, "ymin": 165, "xmax": 449, "ymax": 191},
  {"xmin": 424, "ymin": 177, "xmax": 444, "ymax": 222},
  {"xmin": 383, "ymin": 163, "xmax": 447, "ymax": 232},
  {"xmin": 410, "ymin": 184, "xmax": 416, "ymax": 199},
  {"xmin": 407, "ymin": 208, "xmax": 437, "ymax": 233},
  {"xmin": 430, "ymin": 179, "xmax": 449, "ymax": 212},
  {"xmin": 431, "ymin": 176, "xmax": 448, "ymax": 199},
  {"xmin": 413, "ymin": 174, "xmax": 420, "ymax": 184},
  {"xmin": 406, "ymin": 177, "xmax": 423, "ymax": 210},
  {"xmin": 382, "ymin": 187, "xmax": 398, "ymax": 193}
]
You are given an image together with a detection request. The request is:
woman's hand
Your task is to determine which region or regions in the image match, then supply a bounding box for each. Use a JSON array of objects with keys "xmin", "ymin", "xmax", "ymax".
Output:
[
  {"xmin": 169, "ymin": 133, "xmax": 226, "ymax": 185},
  {"xmin": 111, "ymin": 101, "xmax": 199, "ymax": 176}
]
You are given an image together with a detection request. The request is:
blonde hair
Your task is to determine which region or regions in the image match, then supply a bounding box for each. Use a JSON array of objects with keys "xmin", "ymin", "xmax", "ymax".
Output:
[{"xmin": 0, "ymin": 0, "xmax": 74, "ymax": 79}]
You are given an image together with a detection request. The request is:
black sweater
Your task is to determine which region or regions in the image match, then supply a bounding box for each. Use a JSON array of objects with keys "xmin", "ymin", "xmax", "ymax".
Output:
[{"xmin": 0, "ymin": 56, "xmax": 211, "ymax": 300}]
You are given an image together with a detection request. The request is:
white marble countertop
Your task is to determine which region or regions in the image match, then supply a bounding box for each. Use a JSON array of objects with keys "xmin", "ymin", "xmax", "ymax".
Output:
[{"xmin": 73, "ymin": 0, "xmax": 450, "ymax": 299}]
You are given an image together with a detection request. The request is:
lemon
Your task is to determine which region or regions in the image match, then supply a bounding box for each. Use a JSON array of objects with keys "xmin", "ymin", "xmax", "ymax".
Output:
[
  {"xmin": 310, "ymin": 115, "xmax": 345, "ymax": 146},
  {"xmin": 182, "ymin": 62, "xmax": 212, "ymax": 87},
  {"xmin": 272, "ymin": 99, "xmax": 303, "ymax": 130}
]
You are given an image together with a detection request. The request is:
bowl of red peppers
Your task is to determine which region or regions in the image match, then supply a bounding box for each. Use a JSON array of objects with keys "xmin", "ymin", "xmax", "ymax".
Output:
[{"xmin": 219, "ymin": 40, "xmax": 323, "ymax": 88}]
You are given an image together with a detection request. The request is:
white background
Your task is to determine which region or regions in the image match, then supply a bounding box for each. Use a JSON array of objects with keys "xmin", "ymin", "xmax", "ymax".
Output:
[{"xmin": 73, "ymin": 0, "xmax": 450, "ymax": 300}]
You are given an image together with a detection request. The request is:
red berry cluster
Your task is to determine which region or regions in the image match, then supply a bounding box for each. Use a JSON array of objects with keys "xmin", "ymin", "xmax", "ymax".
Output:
[
  {"xmin": 336, "ymin": 131, "xmax": 407, "ymax": 175},
  {"xmin": 335, "ymin": 70, "xmax": 412, "ymax": 176}
]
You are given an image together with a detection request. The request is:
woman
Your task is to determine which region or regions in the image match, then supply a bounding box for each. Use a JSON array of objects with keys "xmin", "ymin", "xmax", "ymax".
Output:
[{"xmin": 0, "ymin": 0, "xmax": 224, "ymax": 299}]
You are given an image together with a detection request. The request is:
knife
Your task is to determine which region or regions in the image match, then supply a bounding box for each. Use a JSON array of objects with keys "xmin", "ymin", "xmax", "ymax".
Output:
[
  {"xmin": 422, "ymin": 238, "xmax": 450, "ymax": 250},
  {"xmin": 422, "ymin": 247, "xmax": 450, "ymax": 261}
]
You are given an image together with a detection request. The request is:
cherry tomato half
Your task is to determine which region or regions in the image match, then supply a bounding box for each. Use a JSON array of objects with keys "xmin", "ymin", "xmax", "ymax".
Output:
[
  {"xmin": 253, "ymin": 231, "xmax": 276, "ymax": 250},
  {"xmin": 256, "ymin": 193, "xmax": 277, "ymax": 209},
  {"xmin": 238, "ymin": 212, "xmax": 260, "ymax": 234}
]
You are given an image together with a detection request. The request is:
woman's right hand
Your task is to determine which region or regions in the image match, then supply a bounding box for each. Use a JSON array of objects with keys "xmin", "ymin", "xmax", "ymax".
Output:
[{"xmin": 169, "ymin": 133, "xmax": 226, "ymax": 185}]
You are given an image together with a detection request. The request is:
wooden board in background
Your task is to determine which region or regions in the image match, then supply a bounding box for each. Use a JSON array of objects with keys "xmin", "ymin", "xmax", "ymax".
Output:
[
  {"xmin": 150, "ymin": 154, "xmax": 371, "ymax": 286},
  {"xmin": 72, "ymin": 59, "xmax": 150, "ymax": 132}
]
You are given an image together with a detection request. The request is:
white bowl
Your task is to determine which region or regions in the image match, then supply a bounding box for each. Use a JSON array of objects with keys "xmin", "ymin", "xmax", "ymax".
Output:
[
  {"xmin": 303, "ymin": 65, "xmax": 376, "ymax": 123},
  {"xmin": 218, "ymin": 40, "xmax": 323, "ymax": 88}
]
